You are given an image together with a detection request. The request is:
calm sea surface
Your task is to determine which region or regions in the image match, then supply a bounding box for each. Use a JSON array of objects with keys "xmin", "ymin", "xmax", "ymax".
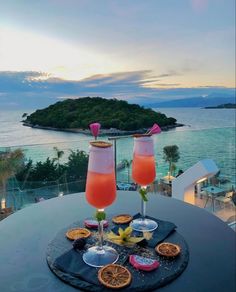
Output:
[{"xmin": 0, "ymin": 108, "xmax": 235, "ymax": 184}]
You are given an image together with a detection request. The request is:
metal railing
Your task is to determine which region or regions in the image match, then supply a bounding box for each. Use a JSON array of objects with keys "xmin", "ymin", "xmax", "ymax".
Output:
[{"xmin": 1, "ymin": 127, "xmax": 235, "ymax": 223}]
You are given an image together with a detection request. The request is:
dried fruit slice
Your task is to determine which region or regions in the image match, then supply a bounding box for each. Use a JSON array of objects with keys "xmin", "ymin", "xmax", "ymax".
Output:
[
  {"xmin": 84, "ymin": 219, "xmax": 109, "ymax": 229},
  {"xmin": 155, "ymin": 242, "xmax": 181, "ymax": 257},
  {"xmin": 90, "ymin": 141, "xmax": 112, "ymax": 148},
  {"xmin": 112, "ymin": 214, "xmax": 133, "ymax": 224},
  {"xmin": 66, "ymin": 228, "xmax": 91, "ymax": 240},
  {"xmin": 98, "ymin": 264, "xmax": 131, "ymax": 289},
  {"xmin": 129, "ymin": 255, "xmax": 159, "ymax": 271},
  {"xmin": 133, "ymin": 133, "xmax": 152, "ymax": 138}
]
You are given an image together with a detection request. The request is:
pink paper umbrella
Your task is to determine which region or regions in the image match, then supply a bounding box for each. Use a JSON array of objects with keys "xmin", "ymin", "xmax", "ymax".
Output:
[
  {"xmin": 89, "ymin": 122, "xmax": 101, "ymax": 140},
  {"xmin": 147, "ymin": 123, "xmax": 161, "ymax": 135}
]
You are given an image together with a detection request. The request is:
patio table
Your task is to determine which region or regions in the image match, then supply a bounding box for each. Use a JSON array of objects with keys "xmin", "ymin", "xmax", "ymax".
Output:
[
  {"xmin": 0, "ymin": 191, "xmax": 235, "ymax": 292},
  {"xmin": 202, "ymin": 185, "xmax": 225, "ymax": 211}
]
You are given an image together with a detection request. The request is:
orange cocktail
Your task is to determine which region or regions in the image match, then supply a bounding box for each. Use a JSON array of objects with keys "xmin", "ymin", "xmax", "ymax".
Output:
[
  {"xmin": 132, "ymin": 154, "xmax": 156, "ymax": 186},
  {"xmin": 86, "ymin": 171, "xmax": 116, "ymax": 209},
  {"xmin": 130, "ymin": 134, "xmax": 158, "ymax": 232},
  {"xmin": 83, "ymin": 141, "xmax": 118, "ymax": 267}
]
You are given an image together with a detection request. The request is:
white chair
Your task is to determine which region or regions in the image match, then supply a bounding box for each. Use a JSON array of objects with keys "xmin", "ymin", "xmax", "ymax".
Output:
[
  {"xmin": 200, "ymin": 190, "xmax": 208, "ymax": 197},
  {"xmin": 215, "ymin": 192, "xmax": 233, "ymax": 207}
]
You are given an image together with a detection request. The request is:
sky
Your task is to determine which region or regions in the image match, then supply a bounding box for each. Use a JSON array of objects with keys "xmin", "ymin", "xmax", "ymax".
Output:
[{"xmin": 0, "ymin": 0, "xmax": 235, "ymax": 108}]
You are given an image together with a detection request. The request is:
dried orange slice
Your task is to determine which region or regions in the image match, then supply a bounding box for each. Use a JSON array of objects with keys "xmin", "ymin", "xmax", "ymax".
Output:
[
  {"xmin": 90, "ymin": 141, "xmax": 112, "ymax": 148},
  {"xmin": 66, "ymin": 228, "xmax": 91, "ymax": 240},
  {"xmin": 98, "ymin": 264, "xmax": 131, "ymax": 289},
  {"xmin": 112, "ymin": 214, "xmax": 133, "ymax": 224},
  {"xmin": 133, "ymin": 133, "xmax": 152, "ymax": 138},
  {"xmin": 155, "ymin": 242, "xmax": 181, "ymax": 257}
]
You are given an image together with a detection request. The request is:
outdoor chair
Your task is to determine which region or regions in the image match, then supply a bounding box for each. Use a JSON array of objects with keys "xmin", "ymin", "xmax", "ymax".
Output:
[
  {"xmin": 199, "ymin": 190, "xmax": 208, "ymax": 199},
  {"xmin": 215, "ymin": 191, "xmax": 234, "ymax": 208}
]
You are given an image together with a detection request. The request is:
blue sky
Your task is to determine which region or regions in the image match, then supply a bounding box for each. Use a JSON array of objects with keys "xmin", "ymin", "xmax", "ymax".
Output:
[{"xmin": 0, "ymin": 0, "xmax": 235, "ymax": 107}]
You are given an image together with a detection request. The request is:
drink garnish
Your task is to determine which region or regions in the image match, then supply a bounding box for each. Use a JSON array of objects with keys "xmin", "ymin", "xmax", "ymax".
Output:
[
  {"xmin": 155, "ymin": 242, "xmax": 181, "ymax": 257},
  {"xmin": 95, "ymin": 209, "xmax": 106, "ymax": 222},
  {"xmin": 98, "ymin": 264, "xmax": 132, "ymax": 289},
  {"xmin": 89, "ymin": 122, "xmax": 101, "ymax": 140},
  {"xmin": 146, "ymin": 123, "xmax": 161, "ymax": 135},
  {"xmin": 90, "ymin": 141, "xmax": 112, "ymax": 148},
  {"xmin": 129, "ymin": 255, "xmax": 160, "ymax": 271},
  {"xmin": 107, "ymin": 226, "xmax": 144, "ymax": 246},
  {"xmin": 139, "ymin": 187, "xmax": 148, "ymax": 202},
  {"xmin": 133, "ymin": 133, "xmax": 152, "ymax": 138},
  {"xmin": 66, "ymin": 228, "xmax": 91, "ymax": 240},
  {"xmin": 112, "ymin": 214, "xmax": 133, "ymax": 224},
  {"xmin": 84, "ymin": 219, "xmax": 109, "ymax": 229}
]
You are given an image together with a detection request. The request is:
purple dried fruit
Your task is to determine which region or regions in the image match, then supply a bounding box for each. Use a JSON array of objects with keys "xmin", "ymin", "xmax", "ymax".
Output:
[{"xmin": 73, "ymin": 238, "xmax": 86, "ymax": 250}]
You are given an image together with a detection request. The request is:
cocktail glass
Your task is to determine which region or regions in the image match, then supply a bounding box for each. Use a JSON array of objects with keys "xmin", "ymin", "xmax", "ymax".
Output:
[
  {"xmin": 83, "ymin": 141, "xmax": 119, "ymax": 267},
  {"xmin": 130, "ymin": 134, "xmax": 158, "ymax": 232}
]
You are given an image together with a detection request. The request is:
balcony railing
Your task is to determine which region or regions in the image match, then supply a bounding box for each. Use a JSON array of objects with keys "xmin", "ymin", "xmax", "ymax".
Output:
[{"xmin": 0, "ymin": 127, "xmax": 235, "ymax": 227}]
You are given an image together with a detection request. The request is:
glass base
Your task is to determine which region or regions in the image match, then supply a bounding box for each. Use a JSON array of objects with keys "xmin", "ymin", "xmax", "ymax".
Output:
[
  {"xmin": 83, "ymin": 245, "xmax": 119, "ymax": 267},
  {"xmin": 130, "ymin": 218, "xmax": 158, "ymax": 232}
]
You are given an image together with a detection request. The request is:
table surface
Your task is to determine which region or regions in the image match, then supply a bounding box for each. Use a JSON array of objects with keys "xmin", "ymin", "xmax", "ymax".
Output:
[
  {"xmin": 202, "ymin": 185, "xmax": 225, "ymax": 195},
  {"xmin": 0, "ymin": 191, "xmax": 235, "ymax": 292}
]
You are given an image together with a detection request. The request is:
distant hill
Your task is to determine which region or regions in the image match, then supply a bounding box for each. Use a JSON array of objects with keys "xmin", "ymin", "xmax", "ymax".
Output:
[
  {"xmin": 205, "ymin": 103, "xmax": 236, "ymax": 109},
  {"xmin": 147, "ymin": 95, "xmax": 235, "ymax": 108},
  {"xmin": 24, "ymin": 97, "xmax": 177, "ymax": 131}
]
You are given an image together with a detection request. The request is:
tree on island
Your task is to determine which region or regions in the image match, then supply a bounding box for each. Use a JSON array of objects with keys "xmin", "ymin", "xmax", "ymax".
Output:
[
  {"xmin": 22, "ymin": 113, "xmax": 28, "ymax": 118},
  {"xmin": 163, "ymin": 145, "xmax": 180, "ymax": 178},
  {"xmin": 24, "ymin": 97, "xmax": 177, "ymax": 131}
]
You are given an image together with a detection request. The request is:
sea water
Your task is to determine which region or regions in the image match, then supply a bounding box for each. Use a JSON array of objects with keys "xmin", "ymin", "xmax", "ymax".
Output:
[{"xmin": 0, "ymin": 108, "xmax": 235, "ymax": 185}]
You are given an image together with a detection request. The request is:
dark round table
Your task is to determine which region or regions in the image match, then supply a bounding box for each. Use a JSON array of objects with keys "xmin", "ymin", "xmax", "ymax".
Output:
[{"xmin": 0, "ymin": 191, "xmax": 235, "ymax": 292}]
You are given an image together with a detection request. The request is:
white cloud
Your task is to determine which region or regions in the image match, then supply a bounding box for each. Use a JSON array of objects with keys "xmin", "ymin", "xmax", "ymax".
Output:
[{"xmin": 0, "ymin": 26, "xmax": 126, "ymax": 81}]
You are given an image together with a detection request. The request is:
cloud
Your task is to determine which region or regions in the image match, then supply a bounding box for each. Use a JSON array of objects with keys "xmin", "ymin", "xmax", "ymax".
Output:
[
  {"xmin": 153, "ymin": 83, "xmax": 181, "ymax": 87},
  {"xmin": 156, "ymin": 71, "xmax": 181, "ymax": 78},
  {"xmin": 0, "ymin": 70, "xmax": 235, "ymax": 108}
]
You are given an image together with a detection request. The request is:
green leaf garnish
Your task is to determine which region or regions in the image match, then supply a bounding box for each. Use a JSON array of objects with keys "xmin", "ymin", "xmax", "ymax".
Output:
[
  {"xmin": 95, "ymin": 210, "xmax": 106, "ymax": 222},
  {"xmin": 139, "ymin": 188, "xmax": 148, "ymax": 202}
]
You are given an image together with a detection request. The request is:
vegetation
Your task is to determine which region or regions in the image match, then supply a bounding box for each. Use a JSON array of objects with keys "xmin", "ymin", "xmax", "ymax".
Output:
[
  {"xmin": 205, "ymin": 103, "xmax": 236, "ymax": 109},
  {"xmin": 24, "ymin": 97, "xmax": 177, "ymax": 131},
  {"xmin": 122, "ymin": 159, "xmax": 132, "ymax": 183},
  {"xmin": 163, "ymin": 145, "xmax": 180, "ymax": 177},
  {"xmin": 0, "ymin": 149, "xmax": 24, "ymax": 201},
  {"xmin": 16, "ymin": 149, "xmax": 88, "ymax": 190},
  {"xmin": 53, "ymin": 146, "xmax": 65, "ymax": 166}
]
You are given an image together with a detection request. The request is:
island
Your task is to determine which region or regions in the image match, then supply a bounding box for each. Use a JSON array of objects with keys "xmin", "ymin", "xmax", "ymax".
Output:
[
  {"xmin": 204, "ymin": 103, "xmax": 236, "ymax": 109},
  {"xmin": 23, "ymin": 97, "xmax": 182, "ymax": 135}
]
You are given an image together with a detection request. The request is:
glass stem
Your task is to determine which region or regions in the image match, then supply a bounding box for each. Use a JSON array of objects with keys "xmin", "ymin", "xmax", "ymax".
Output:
[
  {"xmin": 141, "ymin": 199, "xmax": 146, "ymax": 219},
  {"xmin": 98, "ymin": 220, "xmax": 104, "ymax": 249},
  {"xmin": 97, "ymin": 208, "xmax": 104, "ymax": 250},
  {"xmin": 141, "ymin": 186, "xmax": 147, "ymax": 219}
]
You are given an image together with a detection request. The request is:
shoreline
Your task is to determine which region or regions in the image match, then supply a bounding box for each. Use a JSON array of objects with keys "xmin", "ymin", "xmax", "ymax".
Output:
[{"xmin": 22, "ymin": 122, "xmax": 185, "ymax": 136}]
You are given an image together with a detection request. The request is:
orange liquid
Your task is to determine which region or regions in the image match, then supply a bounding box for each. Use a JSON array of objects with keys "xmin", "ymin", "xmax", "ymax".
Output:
[
  {"xmin": 132, "ymin": 154, "xmax": 156, "ymax": 186},
  {"xmin": 86, "ymin": 171, "xmax": 116, "ymax": 209}
]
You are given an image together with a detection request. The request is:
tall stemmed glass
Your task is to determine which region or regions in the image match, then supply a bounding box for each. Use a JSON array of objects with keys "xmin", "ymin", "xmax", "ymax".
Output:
[
  {"xmin": 83, "ymin": 141, "xmax": 119, "ymax": 267},
  {"xmin": 130, "ymin": 134, "xmax": 158, "ymax": 232}
]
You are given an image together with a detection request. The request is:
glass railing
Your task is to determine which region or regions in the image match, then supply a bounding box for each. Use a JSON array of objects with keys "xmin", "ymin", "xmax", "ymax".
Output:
[{"xmin": 1, "ymin": 127, "xmax": 235, "ymax": 226}]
